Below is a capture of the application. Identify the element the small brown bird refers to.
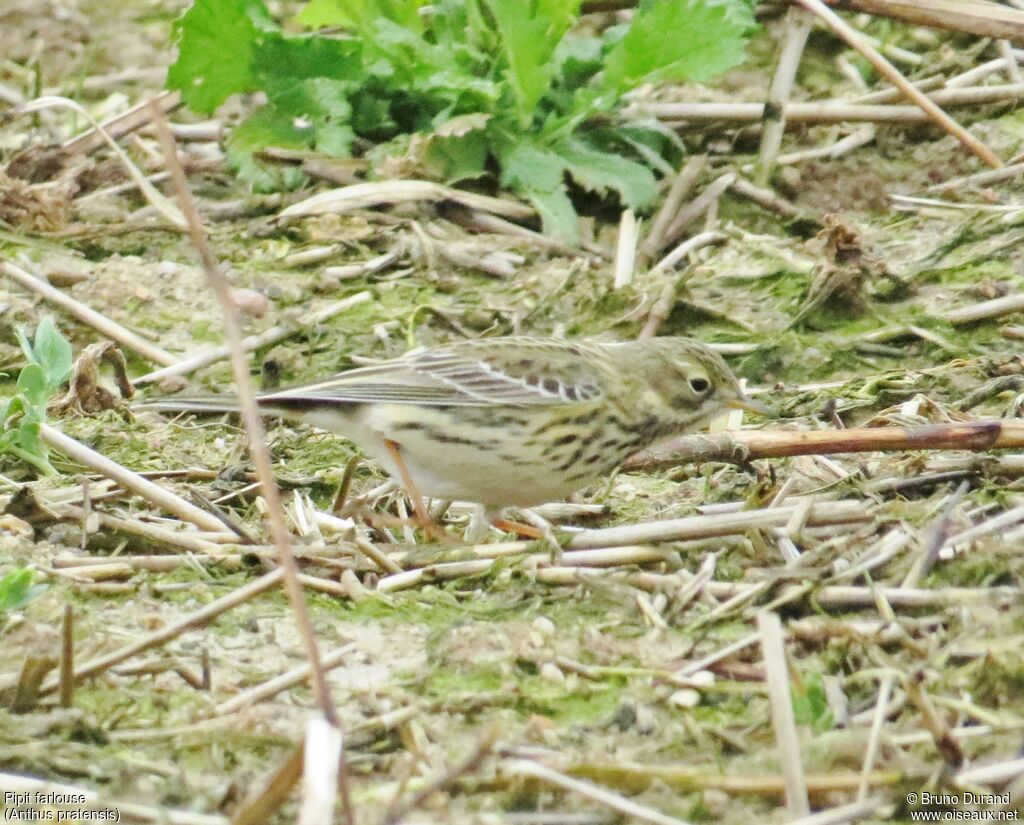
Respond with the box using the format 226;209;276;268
140;336;768;520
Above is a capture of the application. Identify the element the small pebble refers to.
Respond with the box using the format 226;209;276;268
531;616;555;638
687;670;716;688
539;662;565;684
668;688;701;709
231;288;269;318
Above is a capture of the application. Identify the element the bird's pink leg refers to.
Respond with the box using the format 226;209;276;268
382;438;448;542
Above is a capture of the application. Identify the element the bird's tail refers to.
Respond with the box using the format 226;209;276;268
133;395;243;416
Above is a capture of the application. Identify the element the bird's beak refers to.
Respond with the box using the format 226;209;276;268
725;393;777;417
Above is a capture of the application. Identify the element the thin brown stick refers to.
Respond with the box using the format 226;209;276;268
625;419;1024;469
791;0;1002;167
1;260;179;366
231;744;304;825
150;106;351;825
59;604;74;708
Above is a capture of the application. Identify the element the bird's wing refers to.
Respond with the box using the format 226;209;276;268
262;341;606;408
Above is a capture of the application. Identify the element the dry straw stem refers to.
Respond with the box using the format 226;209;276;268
758;612;810;816
828;0;1024;41
563;761;904;796
506;759;692;825
613;209;638;289
278;180;534;222
1;259;178;366
39;424;230;534
0;772;227;825
947;291;1024;325
215;643;357;716
150;106;351;821
955;756;1024;787
625;419;1024;470
660;172;736;251
784;797;888;825
134;290;372;385
299;716;344;825
791;0;1002;166
641;84;1024;125
639;154;707;263
759;8;814;185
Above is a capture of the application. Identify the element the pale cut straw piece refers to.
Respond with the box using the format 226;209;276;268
279;180;534;222
215;643;357;716
784;797;888;825
650;230;726;275
2;260;178;366
954;757;1024;787
0;773;227;825
758;612;810;818
133;290;372;385
39;424;229;534
857;675;895;802
13;96;186;227
298;716;344;825
613;209;638;289
790;0;1002;168
506;759;693;825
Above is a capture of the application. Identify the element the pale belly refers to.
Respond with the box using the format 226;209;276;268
291;401;624;508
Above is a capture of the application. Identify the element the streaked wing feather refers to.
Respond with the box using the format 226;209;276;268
261;343;605;408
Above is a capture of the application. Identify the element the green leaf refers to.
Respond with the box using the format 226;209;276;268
167;0;277;114
792;671;836;734
297;0;426;33
226;106;315;191
16;421;44;458
31;318;73;390
498;140;566;194
525;184;578;245
602;0;754;96
557;138;658;209
485;0;582;126
0;568;47;613
17;364;48;413
424;115;490;183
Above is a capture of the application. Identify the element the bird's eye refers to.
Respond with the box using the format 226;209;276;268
689;377;711;394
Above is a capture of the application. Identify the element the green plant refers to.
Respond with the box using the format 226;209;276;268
168;0;755;243
0;567;47;612
792;670;836;734
0;318;73;476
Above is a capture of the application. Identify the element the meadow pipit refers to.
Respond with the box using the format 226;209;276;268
142;336;768;527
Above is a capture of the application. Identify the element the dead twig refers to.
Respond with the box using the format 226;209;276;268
151;105;352;825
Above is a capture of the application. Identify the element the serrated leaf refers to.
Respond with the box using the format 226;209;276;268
424;130;489;184
31;318;73;390
167;0;276;114
525;184;578;245
498;141;566;194
485;0;581;126
557;138;657;208
297;0;426;33
602;0;753;95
